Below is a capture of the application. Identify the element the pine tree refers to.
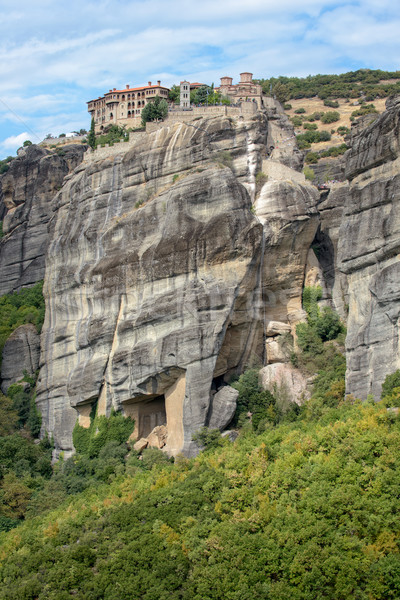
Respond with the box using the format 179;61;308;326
88;118;96;149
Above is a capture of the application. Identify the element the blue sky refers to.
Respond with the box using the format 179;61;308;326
0;0;399;158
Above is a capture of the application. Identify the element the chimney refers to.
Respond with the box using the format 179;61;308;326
113;88;116;91
148;81;152;86
126;85;129;89
109;90;112;93
157;80;161;86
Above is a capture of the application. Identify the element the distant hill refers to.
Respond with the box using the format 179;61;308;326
255;69;400;103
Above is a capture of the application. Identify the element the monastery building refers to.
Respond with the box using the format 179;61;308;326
87;81;170;131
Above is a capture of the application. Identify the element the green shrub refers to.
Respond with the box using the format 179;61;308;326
303;122;318;130
192;427;224;451
321;111;340;124
351;103;378;117
283;103;292;110
296;130;331;147
303;166;315;181
141;447;172;469
232;369;277;429
305;152;319;164
323;99;339;108
290;116;303;127
315;306;344;341
381;370;400;399
72;408;134;459
294;107;306;114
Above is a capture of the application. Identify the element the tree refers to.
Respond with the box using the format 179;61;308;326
141;96;168;125
23;140;32;147
168;84;180;104
88;118;96;150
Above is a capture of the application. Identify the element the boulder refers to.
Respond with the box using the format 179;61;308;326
146;425;168;449
133;438;148;452
207;386;239;430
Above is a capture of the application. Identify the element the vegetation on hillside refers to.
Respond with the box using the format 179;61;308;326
255;69;400;102
1;396;400;598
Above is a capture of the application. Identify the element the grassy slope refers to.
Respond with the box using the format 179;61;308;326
285;97;387;152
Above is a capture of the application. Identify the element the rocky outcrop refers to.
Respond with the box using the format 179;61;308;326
260;362;311;406
36;117;266;456
338;96;400;399
311;157;346;185
1;323;40;393
34;110;319;456
0;144;86;295
255;169;319;330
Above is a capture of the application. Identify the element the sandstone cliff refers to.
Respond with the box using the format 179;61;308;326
0;144;86;295
338;96;400;399
3;96;400;456
32;108;317;456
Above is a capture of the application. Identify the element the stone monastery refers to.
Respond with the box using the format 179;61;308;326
87;80;170;131
87;73;264;131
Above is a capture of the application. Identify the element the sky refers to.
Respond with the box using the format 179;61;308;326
0;0;399;158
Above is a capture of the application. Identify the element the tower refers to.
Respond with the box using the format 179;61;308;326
180;81;190;109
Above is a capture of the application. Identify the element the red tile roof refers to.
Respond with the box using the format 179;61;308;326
87;84;169;104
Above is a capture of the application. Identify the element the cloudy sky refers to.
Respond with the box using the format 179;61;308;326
0;0;399;157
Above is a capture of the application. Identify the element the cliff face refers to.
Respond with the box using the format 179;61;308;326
32;109;317;456
337;97;400;399
3;97;400;455
0;144;86;295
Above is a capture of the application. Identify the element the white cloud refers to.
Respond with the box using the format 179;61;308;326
0;132;31;152
1;0;400;157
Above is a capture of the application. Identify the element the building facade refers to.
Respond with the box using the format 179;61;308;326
216;72;263;107
180;81;190;109
87;81;170;131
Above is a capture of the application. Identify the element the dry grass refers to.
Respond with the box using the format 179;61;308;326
285;97;387;151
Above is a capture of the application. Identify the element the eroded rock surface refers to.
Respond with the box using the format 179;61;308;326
338;96;400;399
0;144;86;295
1;323;40;393
35;111;319;456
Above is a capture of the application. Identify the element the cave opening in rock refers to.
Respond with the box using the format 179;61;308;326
311;225;335;292
137;395;166;439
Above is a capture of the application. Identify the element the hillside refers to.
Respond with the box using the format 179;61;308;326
0;397;399;599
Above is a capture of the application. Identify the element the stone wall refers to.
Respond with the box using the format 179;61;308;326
83;132;147;162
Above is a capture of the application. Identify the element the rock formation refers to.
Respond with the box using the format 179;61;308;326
1;323;40;393
0;144;86;295
338;96;400;399
2;96;400;455
31;106;318;456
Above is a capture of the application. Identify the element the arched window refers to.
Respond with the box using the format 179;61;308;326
128;111;131;116
132;101;135;108
122;95;125;100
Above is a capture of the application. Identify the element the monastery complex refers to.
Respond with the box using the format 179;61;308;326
87;73;264;132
